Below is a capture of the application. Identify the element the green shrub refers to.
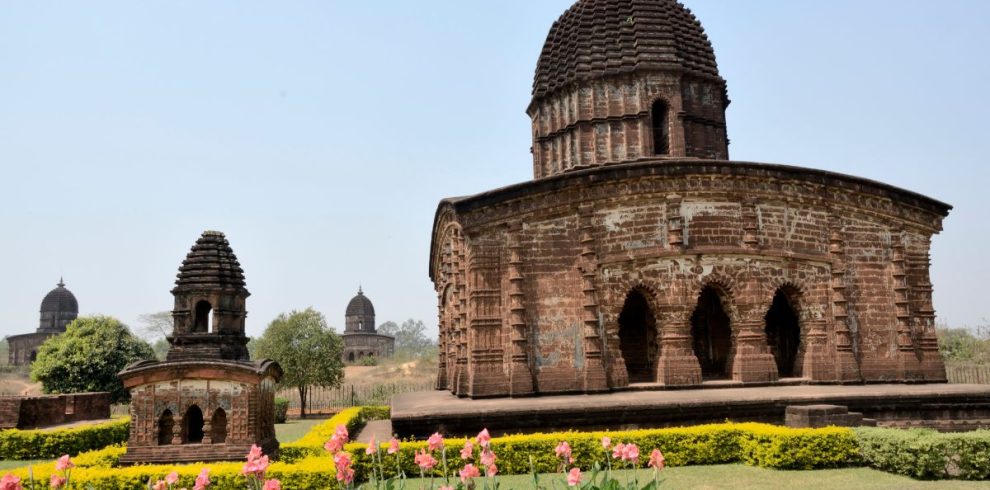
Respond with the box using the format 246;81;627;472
280;406;388;463
0;417;129;460
738;423;861;469
274;397;290;424
856;427;990;480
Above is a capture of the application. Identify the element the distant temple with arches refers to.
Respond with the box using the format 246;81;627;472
428;0;950;398
7;279;78;366
342;287;394;363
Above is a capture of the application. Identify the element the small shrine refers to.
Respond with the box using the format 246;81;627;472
119;231;282;464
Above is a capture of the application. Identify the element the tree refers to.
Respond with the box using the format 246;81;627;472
378;319;438;360
30;315;156;403
254;308;344;418
136;311;173;340
378;321;399;338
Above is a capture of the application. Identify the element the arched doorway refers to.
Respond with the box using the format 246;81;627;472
194;301;212;333
210;408;227;444
690;287;732;379
157;409;174;445
765;288;801;377
618;290;658;383
348;352;355;363
183;405;204;444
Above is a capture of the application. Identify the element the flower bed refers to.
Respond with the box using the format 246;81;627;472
0;417;130;460
5;406;990;488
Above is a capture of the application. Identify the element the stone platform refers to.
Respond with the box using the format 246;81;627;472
392;384;990;438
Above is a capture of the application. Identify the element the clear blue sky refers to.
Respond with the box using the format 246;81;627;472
1;1;988;341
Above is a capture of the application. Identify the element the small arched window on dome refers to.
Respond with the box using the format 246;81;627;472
210;408;227;444
651;99;670;155
194;300;212;333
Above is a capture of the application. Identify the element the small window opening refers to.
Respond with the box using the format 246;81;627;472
183;405;204;444
194;300;212;333
210;408;227;444
652;100;670;155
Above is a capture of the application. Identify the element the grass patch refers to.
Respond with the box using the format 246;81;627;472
400;465;990;489
275;418;324;443
0;460;44;471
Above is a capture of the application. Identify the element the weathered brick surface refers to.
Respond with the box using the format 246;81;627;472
0;393;110;429
429;162;950;398
427;0;952;399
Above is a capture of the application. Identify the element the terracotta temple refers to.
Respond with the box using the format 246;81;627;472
342;287;395;363
118;231;282;464
6;279;78;366
429;0;951;398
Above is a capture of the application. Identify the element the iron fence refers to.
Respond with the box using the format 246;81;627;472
946;364;990;384
277;382;434;414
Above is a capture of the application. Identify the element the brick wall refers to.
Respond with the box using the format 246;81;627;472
0;392;110;429
430;160;949;398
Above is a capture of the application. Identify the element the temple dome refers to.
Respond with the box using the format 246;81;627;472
346;288;375;317
173;231;247;292
532;0;721;99
40;279;78;314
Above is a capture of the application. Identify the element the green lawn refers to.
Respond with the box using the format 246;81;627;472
0;460;43;471
398;465;989;489
274;417;323;443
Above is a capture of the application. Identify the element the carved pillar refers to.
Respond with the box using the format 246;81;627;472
171;416;183;445
891;231;922;380
655;305;702;386
202;412;213;445
435;280;448;390
828;220;862;382
578;207;610;392
913;276;947;382
466;240;508;398
506;225;535;396
454;236;470;396
729;303;778;383
798;318;834;381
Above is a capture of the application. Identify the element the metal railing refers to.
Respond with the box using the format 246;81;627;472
946;364;990;385
277;382;434;414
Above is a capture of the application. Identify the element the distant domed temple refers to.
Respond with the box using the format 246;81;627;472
342;288;394;362
7;279;79;365
429;0;950;398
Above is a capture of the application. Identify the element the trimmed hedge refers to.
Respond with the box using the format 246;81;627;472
342;421;861;479
856;427;990;480
0;417;130;460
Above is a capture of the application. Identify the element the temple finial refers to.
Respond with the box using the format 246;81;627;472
58;276;65;288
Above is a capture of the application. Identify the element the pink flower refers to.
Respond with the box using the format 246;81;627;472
567;467;582;486
193;468;211;490
262;479;281;490
324;435;345;454
439;487;454;490
334;452;355;483
54;455;74;472
486;464;498;476
428;432;445;451
555;441;573;463
476;428;491;447
459;463;481;483
166;472;180;485
387;437;400;454
622;443;640;463
366;435;377;456
414;449;437;470
336;467;355;485
335;424;349;442
0;473;19;490
247;444;264;462
612;442;626;459
649;448;665;470
50;474;67;489
460;439;474;460
601;435;611;450
480;447;497;467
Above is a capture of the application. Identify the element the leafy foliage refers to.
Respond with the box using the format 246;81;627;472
254;308;344;417
856;427;990;480
274;397;290;424
30;315;155;403
938;325;990;364
378;318;438;359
